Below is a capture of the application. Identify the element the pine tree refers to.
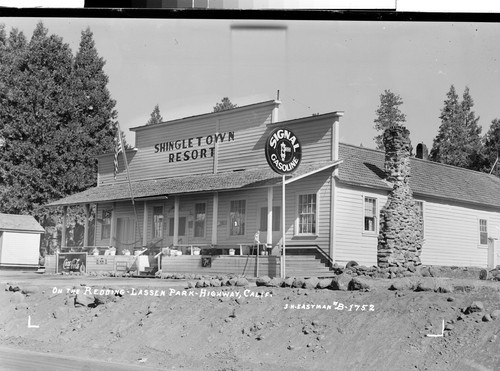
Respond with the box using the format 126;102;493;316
213;97;237;112
461;87;483;170
0;23;118;225
70;27;119;189
373;90;407;150
0;22;75;215
146;104;163;125
430;85;483;169
483;118;500;177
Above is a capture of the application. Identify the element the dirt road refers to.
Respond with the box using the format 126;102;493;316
1;271;500;370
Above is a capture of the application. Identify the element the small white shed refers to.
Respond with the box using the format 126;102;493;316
0;213;45;269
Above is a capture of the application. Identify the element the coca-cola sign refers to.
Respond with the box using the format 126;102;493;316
57;253;87;273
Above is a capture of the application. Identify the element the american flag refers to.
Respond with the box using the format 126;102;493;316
114;130;123;179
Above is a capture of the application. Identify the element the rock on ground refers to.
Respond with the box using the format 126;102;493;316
329;273;351;291
348;277;371;292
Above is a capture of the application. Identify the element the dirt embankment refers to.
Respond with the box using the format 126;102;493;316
1;273;500;371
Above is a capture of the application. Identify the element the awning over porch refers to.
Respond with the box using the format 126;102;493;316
46;160;342;207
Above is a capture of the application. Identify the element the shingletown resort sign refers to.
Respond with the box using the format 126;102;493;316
265;128;302;175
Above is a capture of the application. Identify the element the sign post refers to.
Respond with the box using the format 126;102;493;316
282;174;286;278
265;128;302;279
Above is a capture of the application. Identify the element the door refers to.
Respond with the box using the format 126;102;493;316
116;217;137;254
168;215;187;245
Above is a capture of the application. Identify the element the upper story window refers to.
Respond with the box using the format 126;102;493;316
153;206;164;239
364;197;377;233
230;200;246;236
194;203;206;238
297;194;317;235
479;219;488;245
101;209;112;240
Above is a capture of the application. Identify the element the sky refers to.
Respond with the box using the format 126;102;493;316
1;14;500;150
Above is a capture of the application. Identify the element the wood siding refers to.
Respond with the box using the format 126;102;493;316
286;171;332;254
281;117;335;163
0;232;40;266
334;183;500;268
99;105;275;185
161;255;280;277
98;106;340;186
417;196;500;267
334;184;387;267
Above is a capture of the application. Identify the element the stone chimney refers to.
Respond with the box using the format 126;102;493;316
416;143;428;160
377;125;423;269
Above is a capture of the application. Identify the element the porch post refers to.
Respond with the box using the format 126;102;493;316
211;192;218;245
83;204;90;247
61;205;67;249
173;197;179;246
142;201;148;247
332;115;340;175
330;175;336;262
266;187;273;247
110;202;116;247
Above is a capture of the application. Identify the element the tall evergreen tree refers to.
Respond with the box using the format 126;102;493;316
483;118;500;177
213;97;237;112
0;23;118;229
430;85;482;169
70;27;119;189
461;87;483;170
373;90;407;150
146;104;163;125
0;22;75;216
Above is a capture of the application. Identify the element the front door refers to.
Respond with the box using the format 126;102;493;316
116;217;137;254
168;214;187;246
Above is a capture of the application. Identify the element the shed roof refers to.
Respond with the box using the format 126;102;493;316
46;161;341;207
0;214;45;233
338;143;500;209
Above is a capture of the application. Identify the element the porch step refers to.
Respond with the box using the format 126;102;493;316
283;252;335;278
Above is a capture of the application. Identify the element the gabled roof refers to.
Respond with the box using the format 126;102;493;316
338;143;500;209
130;100;279;132
46;161;341;207
0;214;45;233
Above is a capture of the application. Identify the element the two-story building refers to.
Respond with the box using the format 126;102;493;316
45;99;500;277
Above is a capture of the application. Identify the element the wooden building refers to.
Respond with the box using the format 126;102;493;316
0;213;45;270
45;100;500;277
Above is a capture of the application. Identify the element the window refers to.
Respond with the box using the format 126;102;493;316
260;206;280;232
101;209;112;239
229;200;246;236
297;194;317;235
364;197;377;232
168;217;186;237
479;219;488;245
153;206;164;239
194;203;206;238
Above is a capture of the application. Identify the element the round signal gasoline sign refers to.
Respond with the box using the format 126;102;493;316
265;127;302;175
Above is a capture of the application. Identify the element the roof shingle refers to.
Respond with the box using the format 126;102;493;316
46;161;338;207
0;213;45;233
338;143;500;209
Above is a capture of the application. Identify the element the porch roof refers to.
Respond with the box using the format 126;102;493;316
46;160;341;207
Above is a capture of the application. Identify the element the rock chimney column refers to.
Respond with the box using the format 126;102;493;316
377;125;423;268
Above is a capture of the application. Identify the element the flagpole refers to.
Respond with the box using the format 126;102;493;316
116;123;143;246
